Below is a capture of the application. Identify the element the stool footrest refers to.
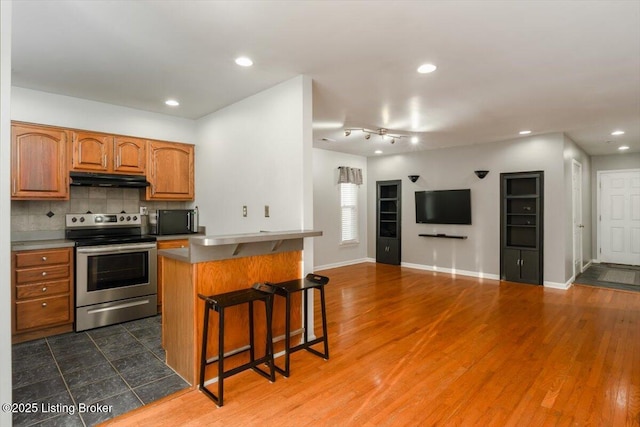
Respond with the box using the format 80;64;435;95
205;344;251;364
218;355;273;379
289;336;327;356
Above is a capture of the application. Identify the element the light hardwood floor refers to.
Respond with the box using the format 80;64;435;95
103;263;640;426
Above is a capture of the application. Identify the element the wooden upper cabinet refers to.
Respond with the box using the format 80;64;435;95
70;131;112;172
70;132;146;175
11;124;69;200
145;140;194;200
114;136;146;174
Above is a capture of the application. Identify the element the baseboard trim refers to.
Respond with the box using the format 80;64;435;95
544;279;573;290
400;262;501;281
314;258;371;271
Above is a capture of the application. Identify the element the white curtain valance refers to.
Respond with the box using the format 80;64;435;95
338;166;363;185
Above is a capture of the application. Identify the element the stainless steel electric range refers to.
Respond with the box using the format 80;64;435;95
65;213;157;332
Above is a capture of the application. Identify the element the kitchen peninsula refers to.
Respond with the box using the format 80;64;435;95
159;230;322;386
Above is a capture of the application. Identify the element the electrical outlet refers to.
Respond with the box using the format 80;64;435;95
265;205;270;217
243;205;247;217
139;206;148;215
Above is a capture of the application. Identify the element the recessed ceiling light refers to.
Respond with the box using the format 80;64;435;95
374;150;383;154
611;130;625;136
417;63;437;74
411;136;419;144
165;99;179;106
235;57;253;67
618;145;630;151
519;130;532;135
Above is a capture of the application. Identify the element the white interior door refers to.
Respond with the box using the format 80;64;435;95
572;160;583;277
598;169;640;266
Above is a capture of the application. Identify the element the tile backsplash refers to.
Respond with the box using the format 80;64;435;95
11;187;188;239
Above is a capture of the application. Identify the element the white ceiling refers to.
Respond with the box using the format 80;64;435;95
11;0;640;157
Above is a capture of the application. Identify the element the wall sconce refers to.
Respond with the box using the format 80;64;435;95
408;175;420;183
474;170;489;179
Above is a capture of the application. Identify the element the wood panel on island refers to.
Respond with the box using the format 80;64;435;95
159;230;322;387
12;247;75;343
157;239;190;314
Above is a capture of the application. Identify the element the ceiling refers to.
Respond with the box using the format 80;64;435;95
11;0;640;157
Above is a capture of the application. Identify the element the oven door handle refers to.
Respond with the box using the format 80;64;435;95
76;243;157;254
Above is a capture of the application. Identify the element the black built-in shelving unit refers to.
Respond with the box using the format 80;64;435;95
500;171;544;285
376;180;401;265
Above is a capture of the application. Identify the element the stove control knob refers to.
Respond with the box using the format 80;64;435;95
133;215;138;221
126;216;131;221
120;216;125;221
79;217;85;223
71;217;77;223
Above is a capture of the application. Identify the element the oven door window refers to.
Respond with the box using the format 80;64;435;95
87;252;149;291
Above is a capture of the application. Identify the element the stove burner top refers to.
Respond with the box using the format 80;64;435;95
65;213;156;247
71;235;157;247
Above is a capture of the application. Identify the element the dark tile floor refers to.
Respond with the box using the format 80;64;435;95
575;263;640;292
12;315;189;426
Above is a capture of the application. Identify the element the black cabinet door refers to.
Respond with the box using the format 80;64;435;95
520;250;540;284
503;248;521;282
377;238;400;265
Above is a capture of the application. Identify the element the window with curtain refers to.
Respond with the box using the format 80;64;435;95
340;183;358;244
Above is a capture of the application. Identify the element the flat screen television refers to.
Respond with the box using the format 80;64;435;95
415;189;472;225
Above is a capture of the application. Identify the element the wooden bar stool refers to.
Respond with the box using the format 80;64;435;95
266;273;329;377
197;283;276;407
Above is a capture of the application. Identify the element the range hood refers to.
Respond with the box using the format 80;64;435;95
70;172;150;188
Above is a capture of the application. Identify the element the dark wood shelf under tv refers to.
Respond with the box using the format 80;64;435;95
419;233;468;239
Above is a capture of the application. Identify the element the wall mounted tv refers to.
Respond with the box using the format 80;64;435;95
415;189;472;225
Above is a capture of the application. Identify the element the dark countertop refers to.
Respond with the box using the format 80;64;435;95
11;239;76;251
12;233;205;251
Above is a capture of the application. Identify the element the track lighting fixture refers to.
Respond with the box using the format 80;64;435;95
343;128;408;144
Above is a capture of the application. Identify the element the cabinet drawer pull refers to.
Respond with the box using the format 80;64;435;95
42;271;47;276
42;302;47;308
42;256;47;261
42;287;47;292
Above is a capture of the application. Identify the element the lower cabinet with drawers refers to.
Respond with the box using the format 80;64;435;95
12;247;75;343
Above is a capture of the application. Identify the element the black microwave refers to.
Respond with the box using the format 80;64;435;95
149;209;198;235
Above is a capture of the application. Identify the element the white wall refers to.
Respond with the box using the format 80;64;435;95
367;133;568;286
1;1;13;424
313;148;368;269
194;76;312;235
11;87;196;143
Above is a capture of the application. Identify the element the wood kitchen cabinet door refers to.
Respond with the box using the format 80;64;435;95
114;136;146;174
71;132;146;175
70;131;113;172
11;123;69;200
145;140;194;200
